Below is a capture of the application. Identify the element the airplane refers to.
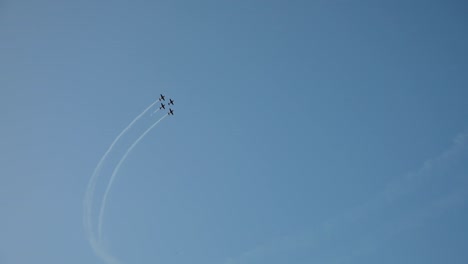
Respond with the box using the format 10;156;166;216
168;99;174;105
159;94;165;101
168;108;174;115
159;103;165;110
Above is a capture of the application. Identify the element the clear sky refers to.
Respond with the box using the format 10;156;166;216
1;0;468;263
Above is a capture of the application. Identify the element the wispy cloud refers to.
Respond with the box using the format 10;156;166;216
224;132;468;264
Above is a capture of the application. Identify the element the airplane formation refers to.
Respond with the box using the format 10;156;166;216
158;94;175;115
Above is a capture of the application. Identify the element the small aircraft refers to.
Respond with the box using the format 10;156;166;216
168;99;174;105
159;103;166;110
168;108;174;115
159;94;165;101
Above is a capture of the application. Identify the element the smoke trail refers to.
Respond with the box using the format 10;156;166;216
151;108;160;116
83;99;160;261
92;239;122;264
97;114;168;242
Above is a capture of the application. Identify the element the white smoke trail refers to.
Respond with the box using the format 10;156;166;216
83;99;160;262
151;107;160;116
97;114;168;242
92;239;122;264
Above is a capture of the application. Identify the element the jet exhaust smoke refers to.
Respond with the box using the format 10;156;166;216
97;114;168;242
151;108;160;116
83;98;161;263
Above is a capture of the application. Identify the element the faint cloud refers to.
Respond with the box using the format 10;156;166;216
223;131;468;264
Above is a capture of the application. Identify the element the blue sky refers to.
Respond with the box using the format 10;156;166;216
1;0;468;263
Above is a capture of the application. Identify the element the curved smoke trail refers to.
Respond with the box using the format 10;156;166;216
97;114;168;243
83;99;160;262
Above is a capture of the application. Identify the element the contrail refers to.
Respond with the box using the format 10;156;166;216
151;108;160;116
83;99;160;262
97;114;168;242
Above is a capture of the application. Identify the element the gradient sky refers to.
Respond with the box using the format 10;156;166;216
1;1;468;263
